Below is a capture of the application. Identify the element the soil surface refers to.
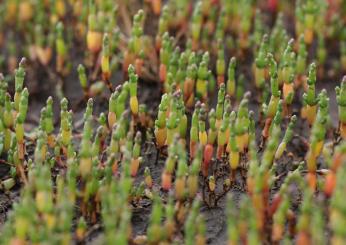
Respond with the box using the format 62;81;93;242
0;1;344;244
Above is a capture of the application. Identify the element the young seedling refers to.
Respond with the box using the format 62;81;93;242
301;63;318;126
336;76;346;139
254;34;269;89
216;40;225;85
155;5;169;50
147;195;164;243
159;33;173;83
196;52;210;102
190;101;201;159
154;93;169;149
128;65;139;116
262;54;280;139
14;58;25;113
190;2;202;50
175;145;188;201
56;22;67;74
101;33;113;91
305;90;329;190
166;92;181;145
234;93;251;153
275;115;297;160
296;34;308;88
229;111;239;181
189;145;202;197
87;4;103;54
278;39;295;86
226;57;236;97
302;0;319;45
161;137;177;191
203;109;216;176
126;10;144;75
130;131;142;177
215;83;225;129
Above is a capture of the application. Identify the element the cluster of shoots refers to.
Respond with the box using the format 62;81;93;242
0;0;345;244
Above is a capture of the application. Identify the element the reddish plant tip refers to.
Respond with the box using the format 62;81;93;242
268;0;278;12
0;1;345;244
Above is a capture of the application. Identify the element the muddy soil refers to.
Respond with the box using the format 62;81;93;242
0;2;344;245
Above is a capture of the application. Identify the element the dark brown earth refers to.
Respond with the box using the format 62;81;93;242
0;1;344;245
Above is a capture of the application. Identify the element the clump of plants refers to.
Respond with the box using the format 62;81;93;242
0;0;345;244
